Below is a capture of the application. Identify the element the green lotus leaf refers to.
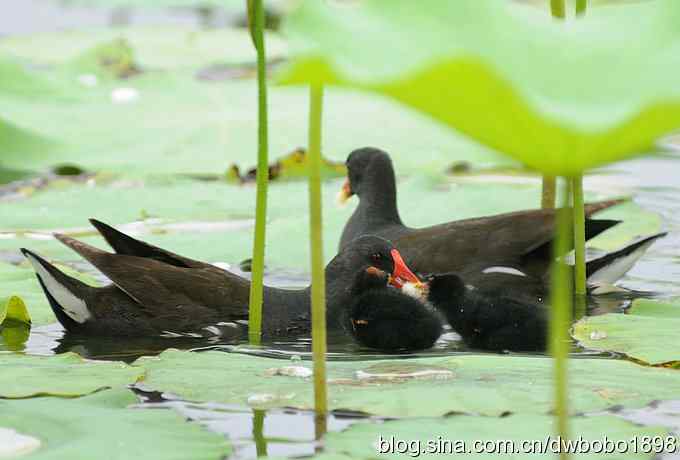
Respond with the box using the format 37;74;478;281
0;263;53;327
0;389;231;460
572;299;680;365
0;295;31;326
0;27;503;176
39;0;286;12
0;352;144;398
135;350;680;417
0;296;32;351
280;0;680;175
0;27;288;72
320;414;667;460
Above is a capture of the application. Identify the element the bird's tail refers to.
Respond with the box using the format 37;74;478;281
21;248;94;331
586;232;667;294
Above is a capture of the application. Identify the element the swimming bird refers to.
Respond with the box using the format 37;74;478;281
337;147;665;293
348;267;442;351
21;221;421;338
426;273;547;352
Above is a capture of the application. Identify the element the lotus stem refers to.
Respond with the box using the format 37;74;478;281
550;180;573;459
572;175;587;297
576;0;587;16
247;0;269;344
308;84;328;424
550;0;566;19
541;176;556;209
252;409;268;457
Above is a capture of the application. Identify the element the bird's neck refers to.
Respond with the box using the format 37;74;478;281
355;178;403;227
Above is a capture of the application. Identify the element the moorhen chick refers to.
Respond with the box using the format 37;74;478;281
426;273;547;352
348;267;442;351
21;220;422;338
337;147;665;292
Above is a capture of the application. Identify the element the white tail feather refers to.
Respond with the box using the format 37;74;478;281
587;239;657;290
25;253;92;323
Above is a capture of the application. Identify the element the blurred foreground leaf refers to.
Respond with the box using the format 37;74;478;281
281;0;680;175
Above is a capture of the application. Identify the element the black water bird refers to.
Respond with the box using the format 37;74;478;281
348;267;442;351
337;147;665;293
427;273;548;352
22;220;421;338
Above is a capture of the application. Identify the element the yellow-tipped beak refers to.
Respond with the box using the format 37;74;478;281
336;178;352;206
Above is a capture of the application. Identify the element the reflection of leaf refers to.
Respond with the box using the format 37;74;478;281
0;353;144;398
135;350;680;416
0;389;231;460
281;0;680;175
0;321;30;352
0;295;31;326
572;299;680;365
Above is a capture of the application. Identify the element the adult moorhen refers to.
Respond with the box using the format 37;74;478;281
21;220;422;338
348;267;442;351
337;147;664;292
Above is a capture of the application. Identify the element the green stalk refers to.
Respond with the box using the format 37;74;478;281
247;0;269;344
252;409;268;457
550;0;566;18
543;0;565;210
541;176;556;209
550;180;573;459
572;176;586;296
308;84;328;425
576;0;587;16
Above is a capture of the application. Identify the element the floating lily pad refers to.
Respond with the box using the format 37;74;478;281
0;26;500;176
281;0;680;175
572;299;680;365
0;388;231;460
0;27;288;73
0;352;144;398
0;56;58;97
321;414;667;460
135;350;680;417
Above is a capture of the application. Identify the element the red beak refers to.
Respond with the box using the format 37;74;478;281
388;249;421;288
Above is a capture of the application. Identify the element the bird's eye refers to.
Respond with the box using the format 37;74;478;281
370;253;382;262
